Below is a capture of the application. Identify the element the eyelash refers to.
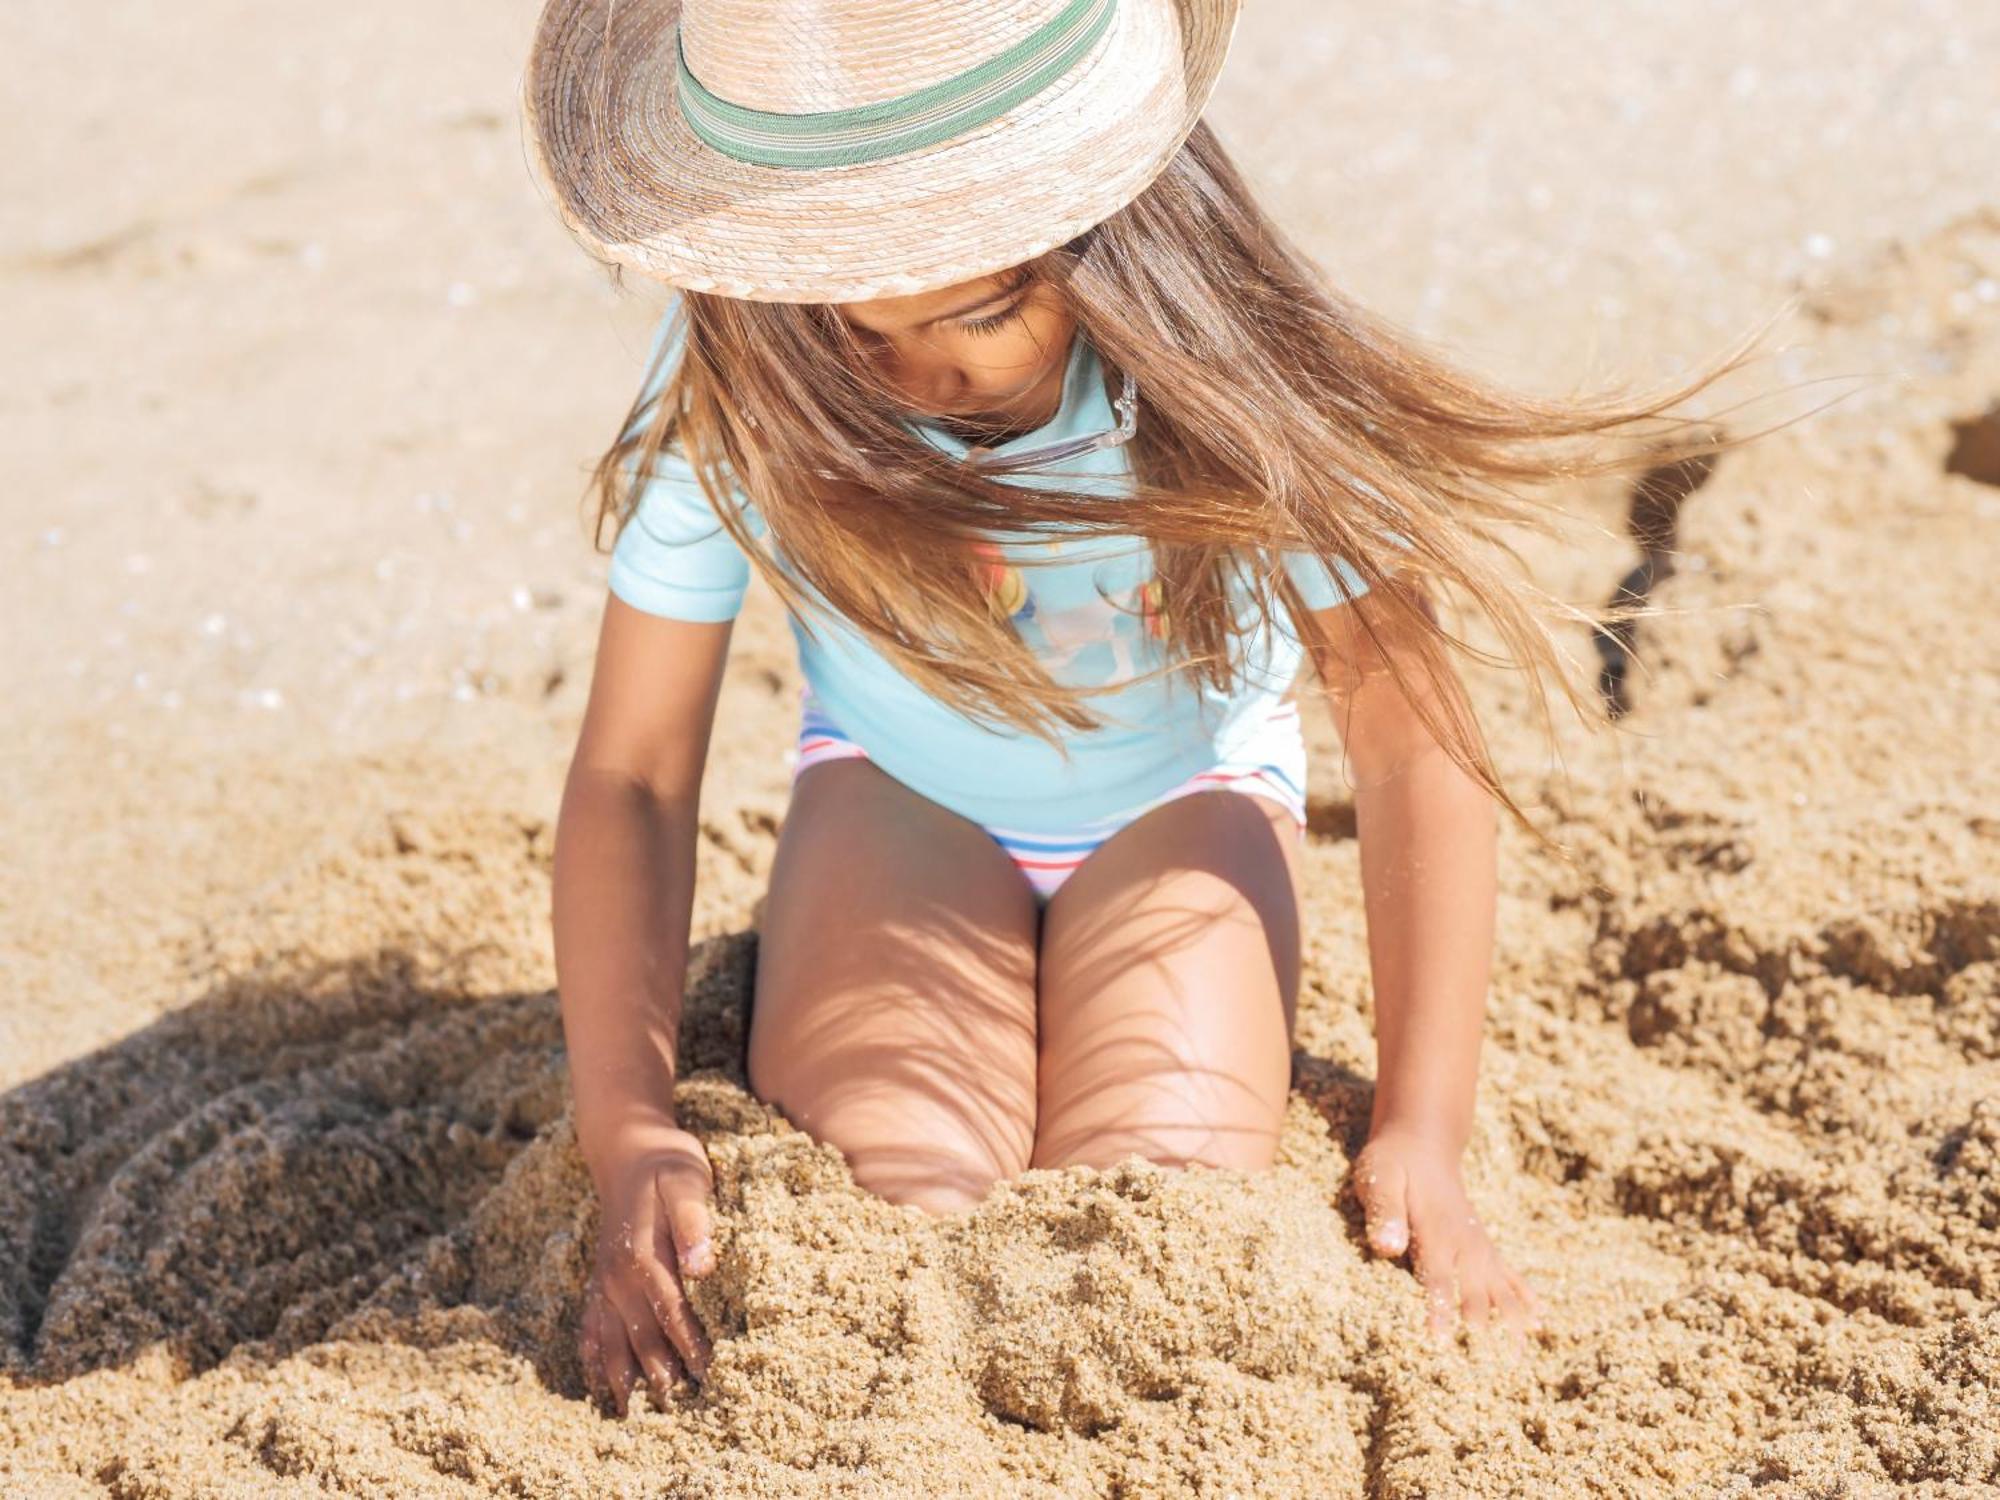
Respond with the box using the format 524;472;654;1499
960;300;1024;337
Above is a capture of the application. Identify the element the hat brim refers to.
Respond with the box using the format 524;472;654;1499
521;0;1242;303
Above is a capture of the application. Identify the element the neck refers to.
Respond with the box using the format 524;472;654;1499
936;408;1046;446
930;350;1070;445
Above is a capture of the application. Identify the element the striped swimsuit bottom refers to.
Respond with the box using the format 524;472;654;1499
787;686;1308;905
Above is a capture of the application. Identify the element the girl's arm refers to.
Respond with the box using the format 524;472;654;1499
552;595;733;1413
1302;590;1545;1345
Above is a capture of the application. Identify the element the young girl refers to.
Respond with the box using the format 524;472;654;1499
525;0;1757;1417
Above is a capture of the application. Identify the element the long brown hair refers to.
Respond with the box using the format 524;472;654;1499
584;121;1814;850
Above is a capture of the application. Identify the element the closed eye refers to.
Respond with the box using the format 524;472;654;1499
959;298;1025;337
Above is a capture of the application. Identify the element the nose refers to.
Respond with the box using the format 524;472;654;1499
883;352;962;413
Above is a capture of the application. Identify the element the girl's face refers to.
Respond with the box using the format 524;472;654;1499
834;268;1076;441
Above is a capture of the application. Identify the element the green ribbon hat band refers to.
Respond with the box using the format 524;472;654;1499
677;0;1119;170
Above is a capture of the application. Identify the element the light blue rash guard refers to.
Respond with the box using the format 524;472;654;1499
607;295;1372;833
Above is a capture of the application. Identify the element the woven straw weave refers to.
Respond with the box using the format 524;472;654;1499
520;0;1242;302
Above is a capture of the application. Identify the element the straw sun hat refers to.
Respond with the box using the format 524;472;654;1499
521;0;1244;303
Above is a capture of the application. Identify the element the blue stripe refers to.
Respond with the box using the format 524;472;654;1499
1240;763;1303;798
989;831;1111;852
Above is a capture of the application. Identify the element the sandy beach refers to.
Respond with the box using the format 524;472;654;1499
4;1;1998;1494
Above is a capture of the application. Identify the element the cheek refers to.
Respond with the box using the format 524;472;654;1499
976;338;1043;386
965;320;1069;390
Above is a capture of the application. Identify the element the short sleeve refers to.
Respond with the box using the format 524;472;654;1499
1280;523;1416;614
1282;549;1372;612
605;298;756;624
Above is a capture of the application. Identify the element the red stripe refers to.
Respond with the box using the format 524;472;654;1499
1008;855;1090;870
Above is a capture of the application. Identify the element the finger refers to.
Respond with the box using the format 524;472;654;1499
1354;1154;1411;1257
640;1339;688;1409
1510;1269;1547;1330
616;1276;687;1410
615;1176;713;1381
660;1152;716;1280
1459;1257;1496;1331
600;1317;643;1419
1423;1280;1456;1344
584;1292;634;1414
664;1183;717;1280
1488;1268;1533;1340
611;1185;711;1383
1411;1240;1458;1345
604;1277;679;1409
579;1295;613;1412
644;1212;716;1380
638;1236;697;1402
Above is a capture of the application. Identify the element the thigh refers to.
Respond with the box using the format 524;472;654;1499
1031;789;1304;1174
749;757;1042;1213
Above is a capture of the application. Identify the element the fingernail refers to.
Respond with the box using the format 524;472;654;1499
1372;1218;1408;1253
683;1237;715;1275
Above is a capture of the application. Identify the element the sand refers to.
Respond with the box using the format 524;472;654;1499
4;1;1999;1495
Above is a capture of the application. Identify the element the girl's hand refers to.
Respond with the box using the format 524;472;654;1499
580;1124;718;1417
1350;1123;1545;1346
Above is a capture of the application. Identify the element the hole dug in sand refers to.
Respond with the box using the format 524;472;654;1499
1593;439;1724;718
1944;401;2000;487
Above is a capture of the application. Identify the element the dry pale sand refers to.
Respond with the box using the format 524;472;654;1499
4;1;1999;1495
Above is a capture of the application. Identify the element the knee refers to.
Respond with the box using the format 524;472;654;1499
1032;1065;1286;1176
1037;1126;1281;1177
847;1148;1008;1214
747;1051;1028;1215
